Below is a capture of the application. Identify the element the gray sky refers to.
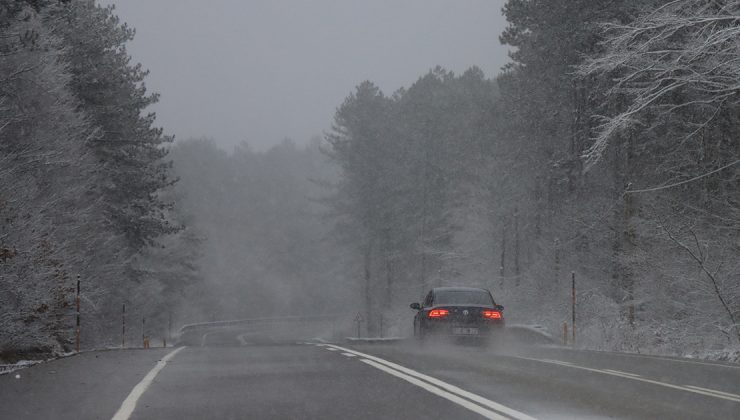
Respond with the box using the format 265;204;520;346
101;0;510;150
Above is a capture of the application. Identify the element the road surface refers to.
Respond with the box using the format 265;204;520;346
1;333;739;419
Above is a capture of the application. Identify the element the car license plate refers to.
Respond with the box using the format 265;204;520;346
452;327;478;335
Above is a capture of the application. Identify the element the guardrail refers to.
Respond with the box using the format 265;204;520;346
177;314;345;335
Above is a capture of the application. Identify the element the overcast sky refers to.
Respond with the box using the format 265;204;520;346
100;0;510;150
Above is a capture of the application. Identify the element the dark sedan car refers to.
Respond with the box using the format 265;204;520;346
410;287;504;343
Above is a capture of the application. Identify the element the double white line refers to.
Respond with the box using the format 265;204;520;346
324;344;536;420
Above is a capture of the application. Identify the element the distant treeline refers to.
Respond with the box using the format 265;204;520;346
326;0;740;352
169;138;347;321
0;1;197;357
2;0;738;358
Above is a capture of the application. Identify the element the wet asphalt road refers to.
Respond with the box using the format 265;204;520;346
1;334;739;419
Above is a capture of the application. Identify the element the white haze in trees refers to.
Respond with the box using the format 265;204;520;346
2;0;738;364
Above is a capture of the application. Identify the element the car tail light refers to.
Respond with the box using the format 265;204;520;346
428;309;449;318
482;310;502;319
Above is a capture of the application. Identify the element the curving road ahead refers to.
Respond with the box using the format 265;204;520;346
1;333;739;419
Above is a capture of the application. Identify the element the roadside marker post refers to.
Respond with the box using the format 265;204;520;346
122;304;126;348
354;312;364;339
75;275;81;353
571;272;576;346
562;321;568;345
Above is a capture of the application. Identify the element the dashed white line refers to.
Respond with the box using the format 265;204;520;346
111;347;185;420
236;333;252;346
341;352;357;357
603;369;641;377
325;347;338;351
684;385;740;400
586;351;740;370
329;344;536;420
518;357;740;403
540;358;573;365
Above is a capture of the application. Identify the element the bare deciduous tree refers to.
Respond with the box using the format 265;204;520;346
579;0;740;167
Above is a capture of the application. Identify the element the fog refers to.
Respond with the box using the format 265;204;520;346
99;0;510;150
2;1;739;418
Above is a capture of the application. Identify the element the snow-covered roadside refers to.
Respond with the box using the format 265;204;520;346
345;337;404;343
0;349;82;375
509;323;740;365
685;348;740;364
0;359;48;376
0;346;161;376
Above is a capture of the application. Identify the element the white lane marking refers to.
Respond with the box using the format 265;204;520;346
328;345;535;420
540;358;573;365
582;350;740;370
325;347;338;351
200;332;212;347
341;352;357;357
236;334;251;346
685;385;740;400
360;359;509;420
111;347;185;420
518;357;740;403
603;369;641;377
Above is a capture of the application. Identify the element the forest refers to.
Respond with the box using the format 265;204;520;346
1;0;738;360
325;0;740;354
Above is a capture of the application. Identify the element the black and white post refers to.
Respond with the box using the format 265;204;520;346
75;275;80;353
122;303;126;348
571;271;576;346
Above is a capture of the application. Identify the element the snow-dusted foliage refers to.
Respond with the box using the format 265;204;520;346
0;3;99;356
575;0;740;346
1;1;197;359
324;0;739;355
324;68;497;335
578;0;740;167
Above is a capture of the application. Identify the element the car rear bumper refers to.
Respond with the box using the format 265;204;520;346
422;320;504;338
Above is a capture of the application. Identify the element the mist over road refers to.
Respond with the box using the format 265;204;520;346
1;334;738;419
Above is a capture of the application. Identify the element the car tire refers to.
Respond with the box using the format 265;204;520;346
414;322;423;340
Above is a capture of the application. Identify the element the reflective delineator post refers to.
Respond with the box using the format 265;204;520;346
75;275;80;353
563;321;568;345
354;312;364;339
142;317;145;348
121;304;126;348
571;271;576;346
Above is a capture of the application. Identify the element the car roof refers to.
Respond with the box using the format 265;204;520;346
432;287;490;293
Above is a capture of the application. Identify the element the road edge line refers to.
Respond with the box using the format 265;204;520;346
111;346;186;420
516;356;740;403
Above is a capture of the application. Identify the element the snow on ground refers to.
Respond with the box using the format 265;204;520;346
0;360;45;375
345;337;405;343
685;348;740;364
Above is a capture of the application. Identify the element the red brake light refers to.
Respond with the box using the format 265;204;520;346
482;310;502;319
428;309;449;318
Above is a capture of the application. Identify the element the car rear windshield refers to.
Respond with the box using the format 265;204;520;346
434;290;493;306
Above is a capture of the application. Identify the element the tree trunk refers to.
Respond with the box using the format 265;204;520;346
499;220;506;288
363;241;374;336
514;207;521;285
